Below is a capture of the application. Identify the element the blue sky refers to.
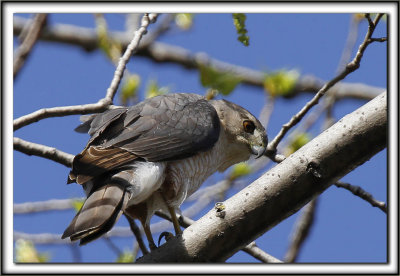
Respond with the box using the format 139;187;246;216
12;12;387;264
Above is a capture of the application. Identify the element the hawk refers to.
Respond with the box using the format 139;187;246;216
62;93;267;250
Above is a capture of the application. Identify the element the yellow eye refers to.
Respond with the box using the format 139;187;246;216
243;120;255;134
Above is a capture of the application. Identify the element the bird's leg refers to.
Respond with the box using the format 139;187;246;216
158;191;182;235
167;204;182;235
142;223;157;251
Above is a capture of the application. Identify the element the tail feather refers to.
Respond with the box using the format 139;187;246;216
62;183;129;245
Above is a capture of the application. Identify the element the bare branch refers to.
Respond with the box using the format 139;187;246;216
13;137;74;168
104;13;158;101
243;242;283;263
335;181;387;213
267;13;385;154
155;211;282;263
13;102;110;131
284;199;318;262
137;92;386;262
13;198;78;214
13;16;385;102
13;13;158;131
13;13;47;79
103;237;122;256
125;215;150;255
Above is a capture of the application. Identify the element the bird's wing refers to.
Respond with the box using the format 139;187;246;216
69;93;221;184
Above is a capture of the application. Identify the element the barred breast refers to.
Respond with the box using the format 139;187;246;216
161;130;229;207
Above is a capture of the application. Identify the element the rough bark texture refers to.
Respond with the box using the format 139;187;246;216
137;92;387;263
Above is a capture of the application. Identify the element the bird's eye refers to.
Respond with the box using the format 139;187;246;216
243;120;255;134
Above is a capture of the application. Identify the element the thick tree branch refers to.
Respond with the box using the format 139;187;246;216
13;137;74;168
13;13;47;79
13;14;157;131
137;92;386;262
267;13;385;154
335;181;387;213
155;211;282;263
13;16;385;101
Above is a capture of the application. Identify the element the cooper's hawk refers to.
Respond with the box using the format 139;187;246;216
62;93;267;250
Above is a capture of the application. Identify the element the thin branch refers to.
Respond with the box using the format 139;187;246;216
284;198;318;263
140;13;175;48
266;13;385;154
13;198;78;213
13;13;157;131
125;215;149;255
104;13;158;101
13;137;74;168
243;242;283;263
13;102;110;131
69;243;82;262
369;37;387;43
103;237;122;256
13;16;385;102
13;13;47;79
335;181;387;213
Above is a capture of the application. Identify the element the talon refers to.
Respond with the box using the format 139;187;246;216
158;231;174;246
148;240;157;251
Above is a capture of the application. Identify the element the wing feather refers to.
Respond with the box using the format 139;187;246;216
69;93;220;183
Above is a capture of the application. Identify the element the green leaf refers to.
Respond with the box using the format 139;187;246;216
116;250;134;263
229;162;252;180
287;132;311;155
15;239;50;263
120;74;140;105
263;69;299;97
199;65;241;95
95;15;122;63
145;79;169;99
71;199;84;213
175;13;194;30
232;13;250;46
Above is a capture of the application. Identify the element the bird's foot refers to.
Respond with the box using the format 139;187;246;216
158;231;175;246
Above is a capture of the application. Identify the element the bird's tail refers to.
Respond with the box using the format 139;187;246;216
62;182;129;245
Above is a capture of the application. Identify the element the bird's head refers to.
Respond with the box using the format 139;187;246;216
210;99;268;170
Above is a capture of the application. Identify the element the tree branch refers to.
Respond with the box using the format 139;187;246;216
13;16;385;101
155;211;282;263
335;181;387;213
267;13;385;154
243;242;283;263
13;137;74;168
137;92;386;262
13;13;47;79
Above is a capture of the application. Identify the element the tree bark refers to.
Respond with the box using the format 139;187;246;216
137;92;387;263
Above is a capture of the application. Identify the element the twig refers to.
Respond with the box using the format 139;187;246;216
125;215;149;255
335;181;387;213
267;13;385;154
13;13;157;131
105;13;157;101
13;198;79;213
13;13;47;79
140;14;175;48
13;137;74;168
103;237;122;256
243;242;283;263
13;16;385;102
284;198;318;263
69;243;82;262
13;102;110;131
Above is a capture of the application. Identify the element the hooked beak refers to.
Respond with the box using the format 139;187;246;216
251;144;266;159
